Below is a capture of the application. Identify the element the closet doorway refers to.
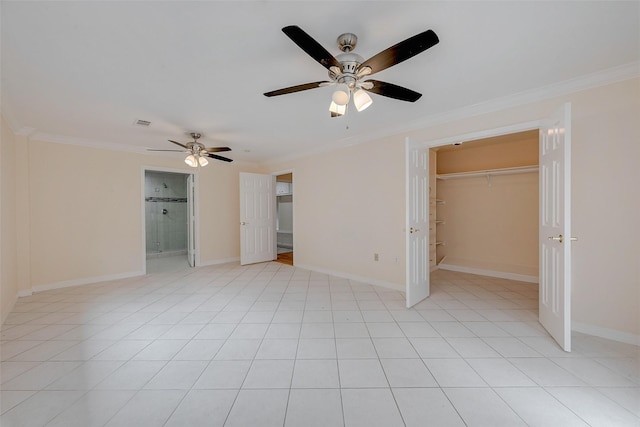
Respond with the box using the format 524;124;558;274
275;172;294;265
144;169;195;274
412;105;573;351
432;129;540;281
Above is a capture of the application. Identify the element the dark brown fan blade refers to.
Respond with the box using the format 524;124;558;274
203;146;231;153
264;81;328;97
147;149;187;152
364;80;422;102
168;139;189;149
204;153;233;162
359;29;439;75
282;26;341;70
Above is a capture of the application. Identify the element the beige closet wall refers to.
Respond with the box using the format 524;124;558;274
436;136;539;278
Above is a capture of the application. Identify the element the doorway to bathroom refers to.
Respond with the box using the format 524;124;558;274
275;172;294;265
144;170;195;273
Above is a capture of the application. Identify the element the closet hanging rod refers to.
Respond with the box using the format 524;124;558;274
436;165;538;180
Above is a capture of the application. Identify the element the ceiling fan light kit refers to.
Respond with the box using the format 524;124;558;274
353;89;373;112
148;132;233;167
329;100;347;117
264;25;439;117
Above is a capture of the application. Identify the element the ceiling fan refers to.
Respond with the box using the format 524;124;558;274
264;25;439;117
148;132;233;167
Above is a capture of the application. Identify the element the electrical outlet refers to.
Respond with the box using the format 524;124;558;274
374;253;379;261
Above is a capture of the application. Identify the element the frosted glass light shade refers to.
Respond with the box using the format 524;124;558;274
329;100;346;116
353;89;373;112
332;89;350;106
184;154;197;167
198;156;209;167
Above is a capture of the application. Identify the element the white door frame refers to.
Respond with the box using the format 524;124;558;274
409;119;572;346
141;166;199;273
187;174;196;267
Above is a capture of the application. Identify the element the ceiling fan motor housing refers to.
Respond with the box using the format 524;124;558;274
330;52;365;90
337;32;358;52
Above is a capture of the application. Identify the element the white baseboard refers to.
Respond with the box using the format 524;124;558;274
438;263;539;284
294;263;404;292
31;270;144;294
573;321;640;346
198;257;240;267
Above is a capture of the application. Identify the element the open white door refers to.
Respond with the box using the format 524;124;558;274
240;172;276;265
187;174;196;267
406;141;430;307
539;103;573;351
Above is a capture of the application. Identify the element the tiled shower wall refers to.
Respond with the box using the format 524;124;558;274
145;171;188;256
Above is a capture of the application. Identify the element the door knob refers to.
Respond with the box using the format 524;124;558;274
410;227;420;234
240;221;247;226
548;234;578;243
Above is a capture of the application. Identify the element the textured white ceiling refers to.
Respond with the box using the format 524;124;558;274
2;1;638;163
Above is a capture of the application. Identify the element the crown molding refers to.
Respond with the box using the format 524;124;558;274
30;131;146;153
4;61;639;166
263;61;640;166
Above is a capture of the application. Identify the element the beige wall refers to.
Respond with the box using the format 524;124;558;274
1;117;18;322
420;79;639;340
11;137;260;294
269;138;406;288
268;78;639;340
1;78;638;342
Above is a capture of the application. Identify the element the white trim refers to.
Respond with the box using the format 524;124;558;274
438;263;539;284
17;290;33;298
272;169;295;263
399;62;639;138
295;263;404;292
31;131;146;153
422;121;543;149
573;321;640;347
5;62;638;166
264;62;640;166
198;257;241;267
30;270;144;294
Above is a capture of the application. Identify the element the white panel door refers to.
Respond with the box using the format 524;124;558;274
240;172;276;265
539;103;573;352
406;141;430;307
187;174;195;267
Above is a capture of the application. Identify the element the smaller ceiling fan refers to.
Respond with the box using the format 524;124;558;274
264;25;439;117
148;132;233;167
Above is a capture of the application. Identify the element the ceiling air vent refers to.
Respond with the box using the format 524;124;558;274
134;119;151;127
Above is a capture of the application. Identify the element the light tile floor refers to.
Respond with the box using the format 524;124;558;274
1;263;639;426
146;255;190;275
